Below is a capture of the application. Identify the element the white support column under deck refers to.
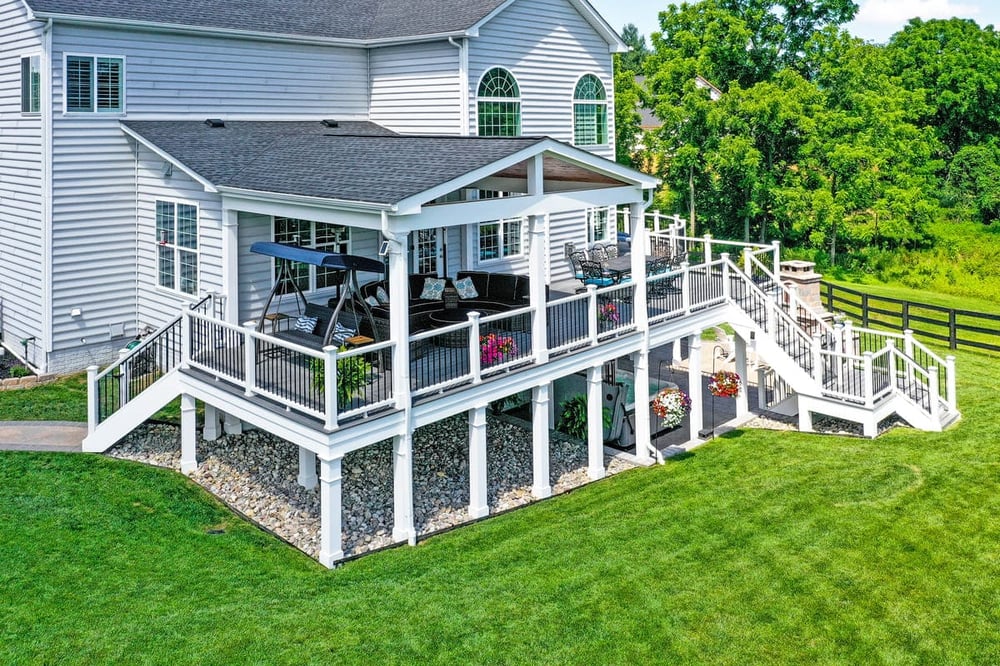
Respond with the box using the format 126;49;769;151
688;333;704;442
734;334;750;420
392;433;416;543
531;384;552;499
468;406;489;519
319;456;345;567
632;348;653;464
203;404;221;442
180;394;198;475
297;447;318;490
587;365;606;480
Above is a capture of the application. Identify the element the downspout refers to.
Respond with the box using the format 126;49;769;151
40;17;53;372
448;37;469;136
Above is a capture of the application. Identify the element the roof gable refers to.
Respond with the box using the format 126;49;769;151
23;0;511;42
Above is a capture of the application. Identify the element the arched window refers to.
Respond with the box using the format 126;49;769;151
477;67;521;137
573;74;608;146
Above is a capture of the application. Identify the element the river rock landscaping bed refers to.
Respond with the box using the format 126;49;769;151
109;415;635;560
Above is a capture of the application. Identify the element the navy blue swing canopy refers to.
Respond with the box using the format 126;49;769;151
250;241;385;347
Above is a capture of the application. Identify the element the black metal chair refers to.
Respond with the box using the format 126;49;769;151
580;260;615;288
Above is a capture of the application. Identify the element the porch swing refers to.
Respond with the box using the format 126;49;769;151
249;242;385;350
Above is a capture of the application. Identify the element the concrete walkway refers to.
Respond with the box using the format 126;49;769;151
0;421;85;452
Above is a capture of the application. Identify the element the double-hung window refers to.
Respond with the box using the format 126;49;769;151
157;201;199;296
587;207;610;245
273;218;350;292
20;56;41;113
478;218;523;262
65;55;124;113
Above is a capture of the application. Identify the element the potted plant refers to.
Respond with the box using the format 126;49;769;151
708;370;741;398
651;387;692;429
480;333;517;367
310;350;372;405
557;394;611;440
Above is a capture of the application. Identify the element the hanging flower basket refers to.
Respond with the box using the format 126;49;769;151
709;370;741;398
651;387;692;429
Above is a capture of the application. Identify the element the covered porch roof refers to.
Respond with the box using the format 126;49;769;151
121;120;659;228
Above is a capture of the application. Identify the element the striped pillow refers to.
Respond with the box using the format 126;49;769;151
294;316;318;334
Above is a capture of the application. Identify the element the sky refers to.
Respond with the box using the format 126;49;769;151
588;0;1000;44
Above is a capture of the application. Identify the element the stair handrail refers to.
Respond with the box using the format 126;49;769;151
888;345;936;414
743;251;836;338
89;293;221;428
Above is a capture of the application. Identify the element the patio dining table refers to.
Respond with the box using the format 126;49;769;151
601;255;659;284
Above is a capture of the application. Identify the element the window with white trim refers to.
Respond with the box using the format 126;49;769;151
573;74;608;146
587;207;610;244
477;67;521;137
20;56;40;114
65;55;123;113
478;218;523;262
273;217;351;292
156;201;199;295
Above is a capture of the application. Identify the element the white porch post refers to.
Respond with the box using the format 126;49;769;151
469;406;489;518
180;394;198;474
632;348;653;464
531;384;552;499
527;156;549;363
319;456;345;567
392;433;416;543
688;333;704;441
734;334;750;420
221;208;240;323
387;230;412;411
202;404;221;442
630;201;649;332
587;365;606;480
297;447;318;490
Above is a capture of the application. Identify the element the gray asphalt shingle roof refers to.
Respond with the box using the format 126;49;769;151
122;120;545;205
23;0;510;41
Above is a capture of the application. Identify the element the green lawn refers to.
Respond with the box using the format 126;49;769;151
2;347;999;663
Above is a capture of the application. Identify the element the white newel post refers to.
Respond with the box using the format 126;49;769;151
946;355;957;411
688;333;704;441
86;365;99;436
319;456;345;567
734;335;749;420
771;240;781;278
297;447;318;490
242;321;257;397
587;365;606;480
721;252;731;300
529;213;549;364
392;433;416;543
468;406;489;518
180;393;198;475
531;384;552;499
704;234;713;263
633;348;654;464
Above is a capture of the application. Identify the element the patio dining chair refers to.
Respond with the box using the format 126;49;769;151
580;260;615;288
605;244;619;260
569;250;588;281
589;244;610;266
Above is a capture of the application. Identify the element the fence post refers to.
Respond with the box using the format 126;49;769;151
324;345;338;431
243;321;256;397
901;301;910;331
949;310;958;350
861;293;870;327
825;282;834;312
945;355;957;410
469;311;483;382
87;365;100;435
863;351;875;408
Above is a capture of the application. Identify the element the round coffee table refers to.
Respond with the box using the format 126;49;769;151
428;308;500;347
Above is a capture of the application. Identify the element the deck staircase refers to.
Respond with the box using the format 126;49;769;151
720;254;958;434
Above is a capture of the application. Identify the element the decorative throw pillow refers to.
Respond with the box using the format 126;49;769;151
294;316;318;334
364;295;380;308
331;322;356;346
375;286;390;305
454;276;479;299
419;277;446;300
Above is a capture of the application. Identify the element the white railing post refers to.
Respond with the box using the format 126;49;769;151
587;285;599;345
242;321;256;397
468;311;482;382
742;247;753;276
771;240;781;278
843;320;855;355
903;329;916;386
863;351;875;408
117;347;130;410
812;333;823;383
324;345;338;431
885;339;897;389
929;368;941;421
181;311;192;367
945;355;957;410
833;323;845;389
653;209;661;233
704;234;713;264
87;365;99;435
680;262;691;313
721;252;731;300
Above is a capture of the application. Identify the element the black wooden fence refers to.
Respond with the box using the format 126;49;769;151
821;281;1000;354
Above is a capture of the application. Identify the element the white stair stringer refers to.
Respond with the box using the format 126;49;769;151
82;371;182;453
